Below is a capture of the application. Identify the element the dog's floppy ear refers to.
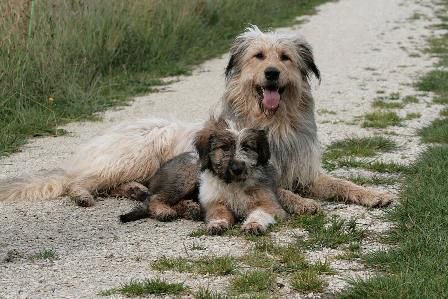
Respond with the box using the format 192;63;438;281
225;25;261;81
255;129;271;165
194;125;213;170
295;37;320;82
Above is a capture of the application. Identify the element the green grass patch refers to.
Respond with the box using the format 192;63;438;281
151;256;237;275
99;278;185;296
0;0;329;156
230;270;275;296
345;175;400;186
405;112;421;120
194;288;228;299
290;270;325;292
372;99;404;109
339;146;448;298
324;157;408;173
29;249;58;261
419;118;448;143
417;70;448;97
402;95;419;104
362;111;402;128
440;108;448;117
323;136;397;162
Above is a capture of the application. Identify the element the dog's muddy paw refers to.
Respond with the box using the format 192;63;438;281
153;209;178;222
361;192;395;208
207;220;229;235
300;198;321;214
242;222;266;235
73;195;95;207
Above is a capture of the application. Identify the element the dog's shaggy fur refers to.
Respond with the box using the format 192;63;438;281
121;118;296;235
0;26;392;208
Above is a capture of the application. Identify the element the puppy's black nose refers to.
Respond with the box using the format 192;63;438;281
264;67;280;81
230;161;246;176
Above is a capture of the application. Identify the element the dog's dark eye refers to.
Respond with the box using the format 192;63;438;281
280;53;290;61
241;145;254;152
219;144;231;151
254;52;265;60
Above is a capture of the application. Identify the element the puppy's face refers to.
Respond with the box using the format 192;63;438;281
195;119;270;183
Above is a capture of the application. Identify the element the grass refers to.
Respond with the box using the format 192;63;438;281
419;118;448;143
0;0;329;157
341;2;448;296
151;256;237;275
402;95;419;104
194;288;227;299
405;112;421;120
323;136;397;162
290;270;325;292
29;249;58;261
230;270;275;296
339;146;448;298
321;136;405;173
99;278;185;296
362;111;402;128
346;175;400;186
372;99;404;109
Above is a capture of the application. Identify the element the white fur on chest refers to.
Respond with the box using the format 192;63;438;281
199;170;255;218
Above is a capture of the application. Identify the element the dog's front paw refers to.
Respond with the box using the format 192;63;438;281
358;191;395;208
241;222;267;235
207;220;229;235
300;197;321;214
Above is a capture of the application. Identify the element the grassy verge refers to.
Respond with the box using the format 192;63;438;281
340;2;448;297
0;0;329;157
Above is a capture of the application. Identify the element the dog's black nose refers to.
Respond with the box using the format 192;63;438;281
264;67;280;81
230;161;246;176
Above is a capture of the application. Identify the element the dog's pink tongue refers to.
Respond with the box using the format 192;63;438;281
263;89;280;110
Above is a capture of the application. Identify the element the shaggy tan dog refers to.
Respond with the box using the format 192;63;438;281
0;26;392;208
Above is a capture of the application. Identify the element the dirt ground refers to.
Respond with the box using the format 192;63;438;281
0;0;443;297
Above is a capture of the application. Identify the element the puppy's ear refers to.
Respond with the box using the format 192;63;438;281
295;37;320;82
256;129;271;165
194;126;213;170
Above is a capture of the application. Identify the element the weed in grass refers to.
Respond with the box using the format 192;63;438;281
310;260;335;275
152;256;237;275
372;99;404;109
303;217;365;249
323;136;397;162
433;95;448;104
290;270;325;292
405;112;421;120
419;118;448;143
325;158;408;173
99;278;185;296
318;109;337;115
230;270;274;295
241;251;277;269
417;70;448;96
402;95;419;104
273;245;309;272
440;108;448;117
194;288;227;299
29;249;58;261
362;111;402;128
346;175;400;186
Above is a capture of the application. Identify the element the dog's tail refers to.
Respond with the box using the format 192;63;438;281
0;170;69;202
120;205;149;223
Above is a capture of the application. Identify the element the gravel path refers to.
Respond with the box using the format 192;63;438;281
0;0;443;297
